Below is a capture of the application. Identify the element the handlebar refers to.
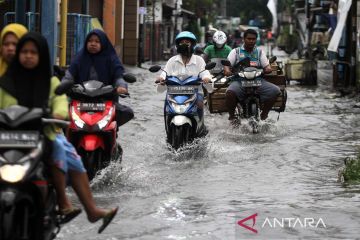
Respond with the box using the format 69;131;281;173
42;118;70;128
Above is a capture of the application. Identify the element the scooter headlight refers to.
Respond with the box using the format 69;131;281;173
168;95;195;114
0;162;30;183
171;102;190;114
244;71;256;79
71;106;85;128
238;72;245;78
97;107;114;129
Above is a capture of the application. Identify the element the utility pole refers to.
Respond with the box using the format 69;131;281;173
305;0;311;58
60;0;68;67
138;0;146;67
151;0;156;63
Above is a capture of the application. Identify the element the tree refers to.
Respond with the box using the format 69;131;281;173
227;0;271;27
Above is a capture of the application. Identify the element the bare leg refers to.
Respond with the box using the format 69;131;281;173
50;165;72;210
68;170;110;222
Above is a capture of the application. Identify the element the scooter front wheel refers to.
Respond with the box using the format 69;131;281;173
168;125;191;150
82;150;103;180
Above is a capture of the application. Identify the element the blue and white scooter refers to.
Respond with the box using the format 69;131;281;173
149;62;216;149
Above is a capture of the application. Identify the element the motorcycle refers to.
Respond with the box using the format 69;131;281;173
0;82;73;240
149;62;216;149
66;74;136;180
221;56;277;133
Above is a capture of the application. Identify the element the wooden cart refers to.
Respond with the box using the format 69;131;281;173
207;65;287;114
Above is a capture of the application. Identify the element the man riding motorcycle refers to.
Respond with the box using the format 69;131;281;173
224;29;280;122
203;31;232;63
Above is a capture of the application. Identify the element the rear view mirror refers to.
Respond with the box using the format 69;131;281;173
205;62;216;70
55;80;74;95
221;60;231;66
149;65;162;73
123;73;137;83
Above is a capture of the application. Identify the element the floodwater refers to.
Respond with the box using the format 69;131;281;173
58;55;360;240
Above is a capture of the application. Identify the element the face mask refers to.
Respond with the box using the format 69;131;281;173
177;43;192;57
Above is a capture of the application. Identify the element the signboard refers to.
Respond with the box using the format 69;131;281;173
145;1;162;23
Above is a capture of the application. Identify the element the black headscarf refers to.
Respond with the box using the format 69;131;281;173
68;29;124;85
0;32;51;108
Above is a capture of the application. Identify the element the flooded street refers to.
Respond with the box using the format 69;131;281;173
58;63;360;240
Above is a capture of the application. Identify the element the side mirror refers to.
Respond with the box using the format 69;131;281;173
205;62;216;70
269;56;277;64
55;80;74;95
149;65;162;73
123;73;137;83
221;60;231;66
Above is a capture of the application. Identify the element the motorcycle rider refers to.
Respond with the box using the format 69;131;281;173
0;32;117;233
157;31;211;101
224;29;280;122
203;30;232;63
62;29;134;127
0;23;28;76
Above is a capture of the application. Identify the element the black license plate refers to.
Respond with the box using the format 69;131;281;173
0;131;39;148
241;79;262;87
167;86;196;95
79;103;106;111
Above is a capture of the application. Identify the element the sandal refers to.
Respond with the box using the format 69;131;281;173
59;207;82;224
98;207;118;234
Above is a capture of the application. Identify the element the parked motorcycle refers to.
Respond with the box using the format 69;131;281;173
0;82;73;240
221;56;277;133
66;74;136;180
149;62;216;149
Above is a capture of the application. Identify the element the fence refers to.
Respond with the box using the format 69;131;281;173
4;12;40;32
3;12;92;66
66;13;92;65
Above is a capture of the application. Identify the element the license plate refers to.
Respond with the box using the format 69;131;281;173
79;103;106;111
241;79;262;87
167;86;196;95
0;131;39;148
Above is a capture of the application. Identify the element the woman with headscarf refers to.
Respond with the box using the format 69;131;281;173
0;23;28;76
0;32;117;234
62;29;134;127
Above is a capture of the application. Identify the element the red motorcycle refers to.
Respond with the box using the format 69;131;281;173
66;75;136;180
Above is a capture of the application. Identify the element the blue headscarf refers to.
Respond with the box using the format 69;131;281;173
68;29;124;85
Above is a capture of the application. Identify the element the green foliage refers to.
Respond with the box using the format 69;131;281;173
276;24;299;53
227;0;272;26
339;154;360;183
185;20;202;40
226;0;294;28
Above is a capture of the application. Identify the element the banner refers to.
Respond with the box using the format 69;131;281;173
267;0;278;34
327;0;352;52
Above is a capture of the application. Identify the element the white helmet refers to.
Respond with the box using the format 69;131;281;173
212;31;227;48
